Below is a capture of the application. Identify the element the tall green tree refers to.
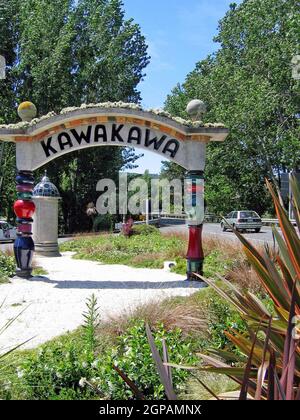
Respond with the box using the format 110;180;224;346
164;0;300;215
0;0;149;230
0;0;19;220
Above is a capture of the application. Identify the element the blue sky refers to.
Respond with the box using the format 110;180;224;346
123;0;241;173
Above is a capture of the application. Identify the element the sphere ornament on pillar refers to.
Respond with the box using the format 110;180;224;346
33;171;60;198
13;170;36;278
17;101;37;122
186;99;207;121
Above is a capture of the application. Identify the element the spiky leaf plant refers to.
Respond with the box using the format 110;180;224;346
191;176;300;400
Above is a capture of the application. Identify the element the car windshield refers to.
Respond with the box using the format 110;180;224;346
240;211;259;218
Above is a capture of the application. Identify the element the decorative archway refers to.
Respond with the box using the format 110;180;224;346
0;102;229;280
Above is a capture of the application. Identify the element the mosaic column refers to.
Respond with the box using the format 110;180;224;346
13;171;36;278
13;102;37;278
185;170;206;283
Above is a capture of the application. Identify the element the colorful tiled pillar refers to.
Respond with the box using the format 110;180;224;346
185;170;206;283
13;101;38;278
13;171;36;278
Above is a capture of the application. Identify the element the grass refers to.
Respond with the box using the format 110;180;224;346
60;229;263;293
0;250;16;283
11;301;26;308
181;371;238;400
32;267;49;277
0;276;10;284
101;295;207;340
60;230;242;279
61;230;185;269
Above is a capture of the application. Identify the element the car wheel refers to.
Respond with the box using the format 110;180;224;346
221;223;227;232
255;228;261;233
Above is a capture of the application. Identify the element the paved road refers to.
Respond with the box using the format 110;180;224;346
160;222;278;245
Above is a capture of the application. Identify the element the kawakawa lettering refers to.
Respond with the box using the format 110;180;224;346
40;124;180;159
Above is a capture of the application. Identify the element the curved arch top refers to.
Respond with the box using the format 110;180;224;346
0;105;229;171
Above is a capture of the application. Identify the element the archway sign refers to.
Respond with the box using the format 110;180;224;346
0;101;229;280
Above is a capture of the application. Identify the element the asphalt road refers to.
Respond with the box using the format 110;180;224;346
160;222;278;245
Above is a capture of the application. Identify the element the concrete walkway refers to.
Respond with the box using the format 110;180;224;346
0;252;203;351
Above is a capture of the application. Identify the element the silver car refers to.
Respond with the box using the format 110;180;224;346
0;220;17;242
221;211;262;233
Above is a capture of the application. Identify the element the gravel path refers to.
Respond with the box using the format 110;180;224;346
0;252;203;351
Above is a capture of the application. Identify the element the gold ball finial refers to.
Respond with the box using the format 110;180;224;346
17;101;37;122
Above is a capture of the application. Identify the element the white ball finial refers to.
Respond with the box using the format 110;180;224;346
17;101;37;122
186;99;207;121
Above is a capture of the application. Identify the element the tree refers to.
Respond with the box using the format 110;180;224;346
0;0;149;230
74;0;149;104
164;0;300;216
0;0;19;219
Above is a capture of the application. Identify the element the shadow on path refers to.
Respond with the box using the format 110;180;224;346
29;276;205;290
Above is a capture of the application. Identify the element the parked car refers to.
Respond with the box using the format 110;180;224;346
0;220;17;242
221;211;262;233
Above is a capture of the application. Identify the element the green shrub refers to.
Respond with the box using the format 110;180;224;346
94;321;198;399
193;288;247;353
206;294;247;351
16;337;97;400
12;321;197;400
131;224;160;236
0;252;15;283
93;214;115;232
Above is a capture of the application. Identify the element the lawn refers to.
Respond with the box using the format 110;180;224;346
60;227;236;279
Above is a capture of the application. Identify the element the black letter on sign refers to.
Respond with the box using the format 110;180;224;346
94;125;107;143
41;137;57;157
71;126;92;145
58;132;73;150
145;129;167;150
128;127;142;145
111;124;124;142
162;140;180;158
